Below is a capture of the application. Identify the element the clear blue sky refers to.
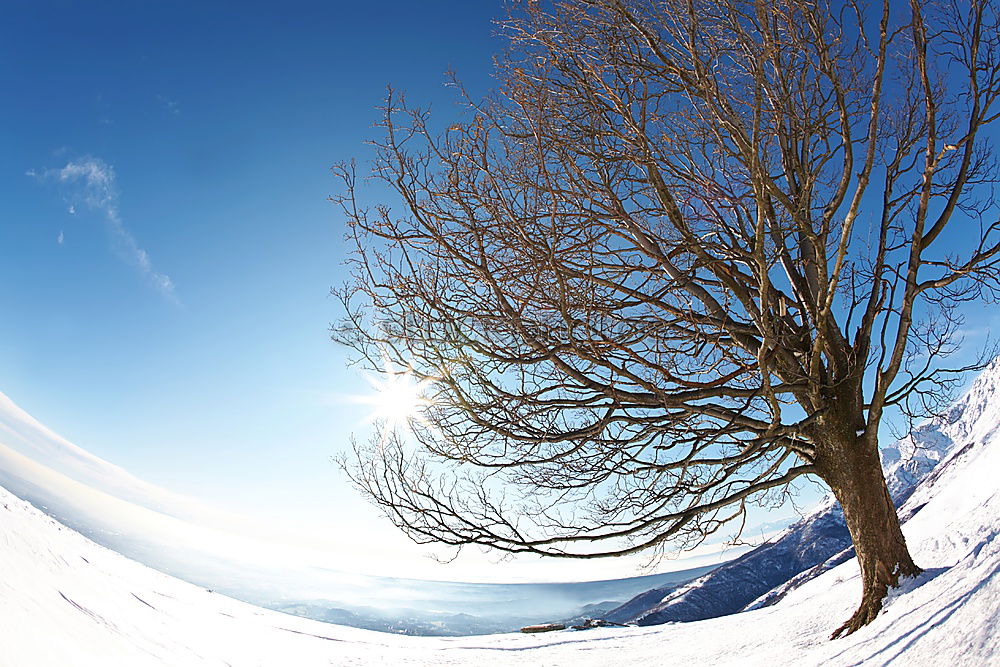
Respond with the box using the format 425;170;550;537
0;1;503;524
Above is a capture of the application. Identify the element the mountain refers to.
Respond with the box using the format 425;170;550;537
605;504;850;625
2;357;997;664
747;357;1000;612
246;564;716;636
605;358;1000;627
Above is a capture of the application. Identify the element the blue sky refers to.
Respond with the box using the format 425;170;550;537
0;2;505;549
3;0;740;584
3;1;997;583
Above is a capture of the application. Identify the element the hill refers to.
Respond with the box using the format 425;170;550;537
2;363;998;664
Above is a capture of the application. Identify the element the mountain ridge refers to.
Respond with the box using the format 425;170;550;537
605;358;1000;626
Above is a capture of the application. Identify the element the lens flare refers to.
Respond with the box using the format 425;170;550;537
361;369;434;428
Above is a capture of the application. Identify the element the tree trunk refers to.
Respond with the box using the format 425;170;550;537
826;438;921;639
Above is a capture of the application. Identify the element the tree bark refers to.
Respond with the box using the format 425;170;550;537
825;437;921;639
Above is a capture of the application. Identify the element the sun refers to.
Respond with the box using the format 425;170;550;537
361;369;434;428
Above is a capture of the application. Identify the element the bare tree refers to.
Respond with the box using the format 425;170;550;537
332;0;1000;638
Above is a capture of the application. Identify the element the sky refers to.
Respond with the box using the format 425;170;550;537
0;1;521;577
0;0;754;583
2;1;998;585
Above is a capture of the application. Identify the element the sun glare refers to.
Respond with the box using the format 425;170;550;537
361;369;434;428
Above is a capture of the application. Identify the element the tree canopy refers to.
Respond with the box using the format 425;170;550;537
333;0;1000;636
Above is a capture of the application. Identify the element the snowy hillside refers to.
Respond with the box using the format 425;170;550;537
606;358;1000;626
746;363;997;613
2;367;998;665
605;504;850;625
0;389;727;635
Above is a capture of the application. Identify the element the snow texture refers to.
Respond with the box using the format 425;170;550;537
610;358;1000;626
1;361;998;665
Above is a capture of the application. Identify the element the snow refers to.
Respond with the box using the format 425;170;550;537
0;447;995;664
1;458;996;666
1;362;998;665
617;361;1000;626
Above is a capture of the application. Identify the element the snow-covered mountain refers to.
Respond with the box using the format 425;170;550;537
606;358;1000;627
2;360;998;665
605;504;850;625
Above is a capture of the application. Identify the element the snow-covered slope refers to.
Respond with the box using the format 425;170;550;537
745;364;996;613
607;359;1000;627
607;503;850;625
2;367;998;665
0;390;725;635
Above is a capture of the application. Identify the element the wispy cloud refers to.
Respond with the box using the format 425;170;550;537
30;157;177;301
156;94;180;116
57;230;64;245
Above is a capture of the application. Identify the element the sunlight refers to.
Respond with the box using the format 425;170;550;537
361;368;435;428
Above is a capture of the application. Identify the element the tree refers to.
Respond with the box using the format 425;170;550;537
332;0;1000;638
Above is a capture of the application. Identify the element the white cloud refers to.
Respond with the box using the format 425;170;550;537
57;230;64;245
32;157;177;301
156;94;180;116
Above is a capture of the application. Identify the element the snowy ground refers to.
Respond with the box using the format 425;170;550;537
3;366;1000;666
2;407;997;667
